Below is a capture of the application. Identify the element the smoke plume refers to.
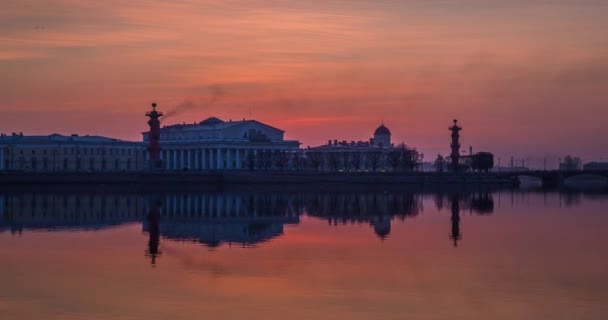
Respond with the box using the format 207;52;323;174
162;84;226;120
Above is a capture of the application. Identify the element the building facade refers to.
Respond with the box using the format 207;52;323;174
305;124;420;172
0;133;145;172
142;116;301;170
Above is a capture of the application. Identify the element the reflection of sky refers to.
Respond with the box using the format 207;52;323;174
0;192;607;319
1;1;608;160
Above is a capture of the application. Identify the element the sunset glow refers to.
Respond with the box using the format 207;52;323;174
1;0;607;165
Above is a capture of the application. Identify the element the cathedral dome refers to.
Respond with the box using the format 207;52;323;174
374;124;391;136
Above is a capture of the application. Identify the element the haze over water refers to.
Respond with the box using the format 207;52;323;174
0;187;607;319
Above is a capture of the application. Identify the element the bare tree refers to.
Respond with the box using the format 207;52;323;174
341;152;354;172
274;150;289;172
306;151;323;172
291;151;304;171
329;152;341;172
434;154;445;173
561;155;582;171
388;150;402;172
352;152;362;171
367;151;383;172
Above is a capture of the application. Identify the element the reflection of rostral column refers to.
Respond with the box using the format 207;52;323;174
146;202;161;266
450;194;462;247
145;103;163;169
449;119;462;172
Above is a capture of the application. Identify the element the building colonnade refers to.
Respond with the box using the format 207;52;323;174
157;147;292;170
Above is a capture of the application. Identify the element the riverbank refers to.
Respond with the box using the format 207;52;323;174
0;171;517;186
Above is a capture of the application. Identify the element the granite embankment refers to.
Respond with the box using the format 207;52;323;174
0;171;517;186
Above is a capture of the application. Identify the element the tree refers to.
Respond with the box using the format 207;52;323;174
256;150;273;171
328;152;341;172
388;150;402;172
401;148;420;172
434;154;445;173
341;152;353;172
291;151;304;172
472;152;494;172
351;152;362;171
367;150;383;172
561;155;582;171
306;151;323;172
273;150;289;172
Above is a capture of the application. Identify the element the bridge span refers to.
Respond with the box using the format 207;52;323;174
497;170;608;188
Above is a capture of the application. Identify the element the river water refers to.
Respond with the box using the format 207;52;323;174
0;186;607;319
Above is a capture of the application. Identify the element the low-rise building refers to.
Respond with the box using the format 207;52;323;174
0;133;145;172
305;124;420;172
583;162;608;171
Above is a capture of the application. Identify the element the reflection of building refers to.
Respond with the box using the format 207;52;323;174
305;192;423;240
142;193;301;250
0;193;146;233
0;133;145;172
306;124;420;172
142;105;300;170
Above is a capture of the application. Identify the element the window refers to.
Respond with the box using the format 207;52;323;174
31;158;37;170
90;158;95;170
126;159;131;170
101;159;106;170
114;159;119;169
43;158;48;170
63;158;68;170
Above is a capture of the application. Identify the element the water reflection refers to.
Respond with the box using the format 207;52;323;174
1;188;606;264
450;194;462;247
0;192;146;233
1;188;607;319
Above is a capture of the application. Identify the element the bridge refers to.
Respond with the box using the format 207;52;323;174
496;170;608;188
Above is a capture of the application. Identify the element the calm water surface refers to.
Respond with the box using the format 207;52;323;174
0;188;607;320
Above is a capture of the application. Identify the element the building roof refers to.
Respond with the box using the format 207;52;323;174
374;124;391;136
0;133;137;144
199;117;224;126
161;117;285;133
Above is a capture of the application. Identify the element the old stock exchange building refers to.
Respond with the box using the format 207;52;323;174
142;117;300;170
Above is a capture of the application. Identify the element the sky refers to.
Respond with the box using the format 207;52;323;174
1;0;607;167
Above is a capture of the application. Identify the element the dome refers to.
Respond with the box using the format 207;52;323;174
199;117;224;126
372;218;391;240
374;123;391;136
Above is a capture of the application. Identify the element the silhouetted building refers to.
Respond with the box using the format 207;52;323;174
141;105;300;170
306;123;420;172
0;133;144;172
583;162;608;171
